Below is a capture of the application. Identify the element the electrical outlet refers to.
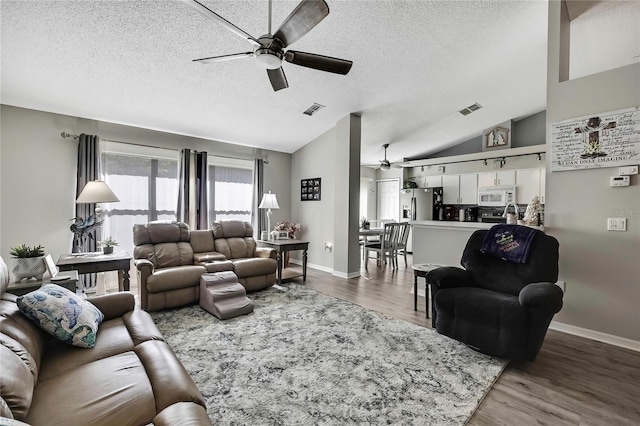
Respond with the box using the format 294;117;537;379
607;218;627;231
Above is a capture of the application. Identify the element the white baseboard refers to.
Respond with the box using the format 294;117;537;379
289;259;359;278
549;321;640;352
332;270;361;279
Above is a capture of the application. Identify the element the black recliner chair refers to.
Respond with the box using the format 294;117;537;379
426;226;563;361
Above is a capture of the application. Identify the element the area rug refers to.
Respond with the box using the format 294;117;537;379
151;284;507;425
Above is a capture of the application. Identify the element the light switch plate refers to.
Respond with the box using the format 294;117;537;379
619;166;638;176
607;218;627;231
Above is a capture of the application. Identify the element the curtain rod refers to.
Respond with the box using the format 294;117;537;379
61;131;79;139
62;134;269;163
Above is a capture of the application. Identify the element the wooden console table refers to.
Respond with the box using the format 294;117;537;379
57;251;132;292
7;270;80;296
258;240;309;285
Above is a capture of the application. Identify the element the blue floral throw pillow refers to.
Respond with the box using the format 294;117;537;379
17;284;104;348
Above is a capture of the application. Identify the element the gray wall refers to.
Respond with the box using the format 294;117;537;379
545;1;640;341
0;105;291;262
291;127;336;272
407;110;546;160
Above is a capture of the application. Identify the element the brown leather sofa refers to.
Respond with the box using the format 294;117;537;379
134;221;276;311
0;257;212;425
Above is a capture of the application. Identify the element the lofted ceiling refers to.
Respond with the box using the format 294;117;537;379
0;1;561;165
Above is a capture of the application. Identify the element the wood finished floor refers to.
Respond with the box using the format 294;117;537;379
294;256;640;426
105;258;640;425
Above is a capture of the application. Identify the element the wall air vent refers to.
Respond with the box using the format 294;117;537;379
303;103;325;116
459;103;483;116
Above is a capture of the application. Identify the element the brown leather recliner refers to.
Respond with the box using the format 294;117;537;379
0;256;212;425
134;221;276;312
211;221;278;292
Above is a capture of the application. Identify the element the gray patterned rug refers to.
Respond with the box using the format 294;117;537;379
150;284;506;425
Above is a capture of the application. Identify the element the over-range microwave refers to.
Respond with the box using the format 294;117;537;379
478;186;516;206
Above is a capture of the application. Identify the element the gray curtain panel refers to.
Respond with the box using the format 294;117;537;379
74;133;101;289
177;148;191;225
177;149;209;229
251;159;265;239
195;151;209;230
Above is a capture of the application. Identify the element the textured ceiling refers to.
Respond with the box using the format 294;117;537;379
2;0;551;165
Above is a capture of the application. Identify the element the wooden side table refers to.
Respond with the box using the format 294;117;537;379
7;270;80;296
412;263;442;318
57;251;132;292
258;240;309;285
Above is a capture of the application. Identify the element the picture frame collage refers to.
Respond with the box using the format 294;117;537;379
301;178;321;201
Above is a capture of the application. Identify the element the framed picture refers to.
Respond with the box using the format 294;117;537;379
301;178;321;201
484;126;510;149
275;231;290;240
44;254;58;278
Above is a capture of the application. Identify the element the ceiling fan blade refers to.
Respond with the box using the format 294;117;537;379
273;0;329;48
284;51;352;74
180;0;260;47
193;52;254;64
267;67;289;91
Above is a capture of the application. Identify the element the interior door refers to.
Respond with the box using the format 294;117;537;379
376;179;400;223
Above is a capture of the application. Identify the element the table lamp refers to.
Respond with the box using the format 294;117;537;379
258;191;279;240
76;180;120;222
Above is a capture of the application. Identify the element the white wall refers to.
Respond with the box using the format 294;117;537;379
0;105;291;263
545;1;640;341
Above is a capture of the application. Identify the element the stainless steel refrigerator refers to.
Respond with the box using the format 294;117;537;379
400;188;437;253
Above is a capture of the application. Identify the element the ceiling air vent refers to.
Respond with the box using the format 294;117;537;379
459;103;482;116
303;103;325;116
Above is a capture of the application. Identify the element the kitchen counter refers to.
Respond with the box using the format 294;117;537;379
411;220;544;267
411;220;495;230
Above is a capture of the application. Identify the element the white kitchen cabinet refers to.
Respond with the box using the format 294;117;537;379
442;174;477;204
459;173;478;204
442;175;460;204
516;168;541;204
423;175;442;188
478;170;516;187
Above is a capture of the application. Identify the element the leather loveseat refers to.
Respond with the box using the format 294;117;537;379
134;221;277;311
0;256;212;425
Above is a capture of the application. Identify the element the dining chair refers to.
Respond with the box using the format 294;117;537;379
394;222;412;267
364;222;399;270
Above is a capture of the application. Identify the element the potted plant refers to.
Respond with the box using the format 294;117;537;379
9;244;46;282
101;237;118;254
360;217;370;230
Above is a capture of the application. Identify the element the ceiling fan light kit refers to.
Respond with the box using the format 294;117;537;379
183;0;353;91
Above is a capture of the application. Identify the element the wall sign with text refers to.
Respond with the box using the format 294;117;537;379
551;106;639;171
301;178;321;201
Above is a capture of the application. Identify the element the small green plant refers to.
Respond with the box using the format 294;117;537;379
360;217;370;229
9;244;45;258
102;237;119;248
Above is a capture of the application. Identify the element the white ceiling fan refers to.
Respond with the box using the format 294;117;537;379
181;0;353;91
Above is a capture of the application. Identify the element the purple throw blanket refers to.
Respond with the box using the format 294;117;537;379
480;224;541;264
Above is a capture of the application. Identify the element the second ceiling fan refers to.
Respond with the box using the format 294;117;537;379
182;0;353;91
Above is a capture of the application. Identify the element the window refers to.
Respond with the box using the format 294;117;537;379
208;156;253;223
101;142;179;256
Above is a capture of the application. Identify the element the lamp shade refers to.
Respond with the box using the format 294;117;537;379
75;181;120;204
258;192;279;210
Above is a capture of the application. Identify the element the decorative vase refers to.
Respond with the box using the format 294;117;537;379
11;257;46;282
